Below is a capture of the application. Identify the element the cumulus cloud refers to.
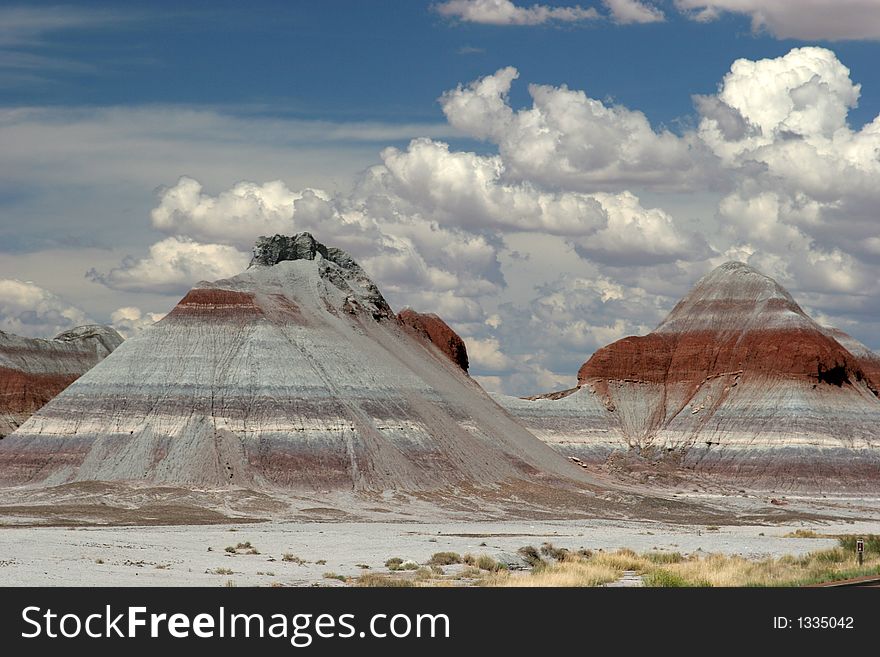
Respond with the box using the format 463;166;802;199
0;278;91;338
109;306;166;337
700;48;880;268
82;48;880;395
465;336;515;371
87;237;250;295
604;0;665;24
440;67;715;191
676;1;880;41
434;0;599;25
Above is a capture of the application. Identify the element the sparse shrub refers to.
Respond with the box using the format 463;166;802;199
385;557;403;571
282;553;306;564
476;555;501;571
430;565;444;575
540;542;569;561
211;567;234;575
315;559;327;565
224;546;236;554
95;558;104;564
414;567;434;581
356;563;370;569
462;553;476;566
224;580;236;587
643;570;694;587
784;529;822;539
457;566;482;579
643;552;685;565
356;574;413;587
399;560;419;570
706;526;720;532
428;551;461;566
517;545;544;568
323;572;347;582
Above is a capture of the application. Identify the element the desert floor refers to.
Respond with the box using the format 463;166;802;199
1;491;877;586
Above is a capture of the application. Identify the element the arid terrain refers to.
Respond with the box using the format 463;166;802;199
0;496;876;586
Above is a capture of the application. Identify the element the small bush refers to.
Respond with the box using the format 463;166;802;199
705;526;720;532
644;570;695;587
385;557;404;570
355;574;413;588
517;545;544;568
643;552;685;565
540;542;569;561
323;572;347;582
282;553;306;564
476;555;501;571
400;560;420;570
356;563;370;569
95;558;104;565
224;546;236;554
414;567;434;581
784;529;822;539
462;553;476;566
211;567;234;575
315;559;327;565
428;552;461;566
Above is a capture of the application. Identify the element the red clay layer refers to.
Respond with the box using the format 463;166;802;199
398;309;469;372
0;366;79;418
578;328;863;387
168;288;264;319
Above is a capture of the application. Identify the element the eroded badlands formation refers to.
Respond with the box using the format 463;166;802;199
0;325;122;438
0;234;596;497
498;262;880;491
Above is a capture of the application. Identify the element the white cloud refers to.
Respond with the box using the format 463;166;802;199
0;278;91;338
604;0;665;24
699;48;880;269
18;46;880;395
109;306;165;337
573;191;711;264
440;67;714;191
434;0;599;25
465;336;515;370
87;237;249;295
676;0;880;41
151;176;302;246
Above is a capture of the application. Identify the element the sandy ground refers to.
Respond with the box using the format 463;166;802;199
1;506;877;586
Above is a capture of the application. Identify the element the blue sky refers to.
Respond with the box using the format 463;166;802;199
2;1;880;394
5;1;880;126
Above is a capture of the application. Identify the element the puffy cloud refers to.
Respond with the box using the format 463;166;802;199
440;67;714;191
675;1;880;41
464;336;515;371
573;191;712;265
434;0;599;25
87;237;249;295
699;48;880;268
110;306;166;338
78;48;880;395
151;177;300;246
604;0;665;24
0;278;91;338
